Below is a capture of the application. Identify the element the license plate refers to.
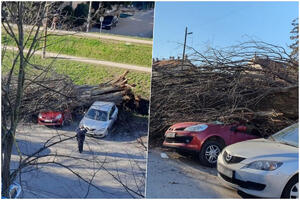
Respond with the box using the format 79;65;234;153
166;132;176;138
44;120;52;122
218;163;233;178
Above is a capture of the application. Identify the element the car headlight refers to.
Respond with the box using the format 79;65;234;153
245;160;283;171
38;113;42;119
55;114;62;120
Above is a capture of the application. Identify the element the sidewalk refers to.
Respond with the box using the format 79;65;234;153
5;46;152;73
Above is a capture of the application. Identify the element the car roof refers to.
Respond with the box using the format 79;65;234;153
90;101;115;112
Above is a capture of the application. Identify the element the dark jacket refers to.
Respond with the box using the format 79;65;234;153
76;128;87;142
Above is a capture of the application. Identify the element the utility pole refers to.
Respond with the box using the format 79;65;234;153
181;27;193;70
86;1;92;32
181;27;187;70
42;3;49;59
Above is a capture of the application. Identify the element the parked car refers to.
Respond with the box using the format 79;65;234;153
38;110;72;127
217;123;298;198
163;122;260;167
79;101;118;138
96;16;118;30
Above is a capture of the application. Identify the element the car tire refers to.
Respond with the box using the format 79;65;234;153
281;174;298;199
55;120;64;128
199;140;224;167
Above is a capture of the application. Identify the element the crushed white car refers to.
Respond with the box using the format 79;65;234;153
79;101;118;138
217;123;298;198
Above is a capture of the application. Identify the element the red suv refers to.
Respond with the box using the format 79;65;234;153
163;122;260;167
38;110;72;127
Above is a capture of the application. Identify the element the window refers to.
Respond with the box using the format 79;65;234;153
109;106;116;119
271;123;298;147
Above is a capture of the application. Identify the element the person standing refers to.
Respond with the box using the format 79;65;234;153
50;14;59;30
76;126;87;153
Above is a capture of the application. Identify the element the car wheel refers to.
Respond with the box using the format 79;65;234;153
56;120;64;128
199;140;223;167
282;175;298;199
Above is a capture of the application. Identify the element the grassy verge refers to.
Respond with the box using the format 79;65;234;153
2;51;151;98
2;32;153;67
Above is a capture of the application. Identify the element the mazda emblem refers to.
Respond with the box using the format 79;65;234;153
225;153;232;162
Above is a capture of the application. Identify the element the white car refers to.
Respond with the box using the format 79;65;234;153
217;123;298;198
79;101;118;138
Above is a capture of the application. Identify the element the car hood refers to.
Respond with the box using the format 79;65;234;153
170;122;201;129
80;117;109;130
225;138;298;162
40;111;62;119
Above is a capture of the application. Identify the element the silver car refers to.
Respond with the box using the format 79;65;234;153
217;123;298;198
79;101;118;138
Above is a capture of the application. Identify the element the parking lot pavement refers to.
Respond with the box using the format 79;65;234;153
146;148;241;198
11;119;147;198
91;9;154;38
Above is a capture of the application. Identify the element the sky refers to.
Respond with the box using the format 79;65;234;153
152;1;299;59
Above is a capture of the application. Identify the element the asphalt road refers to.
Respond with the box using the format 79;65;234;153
91;9;154;39
11;115;148;198
146;148;242;198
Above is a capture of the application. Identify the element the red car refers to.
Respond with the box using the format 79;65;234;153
38;110;72;127
163;122;261;167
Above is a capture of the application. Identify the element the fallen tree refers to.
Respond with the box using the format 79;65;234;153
149;41;298;146
2;70;149;123
1;2;148;197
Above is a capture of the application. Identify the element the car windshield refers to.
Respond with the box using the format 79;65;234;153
85;109;108;121
270;123;298;147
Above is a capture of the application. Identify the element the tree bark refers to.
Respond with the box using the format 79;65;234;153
2;2;26;197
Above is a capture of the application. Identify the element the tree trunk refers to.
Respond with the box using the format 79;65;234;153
2;2;26;197
2;133;14;197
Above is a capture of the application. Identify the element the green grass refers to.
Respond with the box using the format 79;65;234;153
2;32;153;67
2;51;151;98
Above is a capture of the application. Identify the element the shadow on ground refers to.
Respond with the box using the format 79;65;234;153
13;163;133;198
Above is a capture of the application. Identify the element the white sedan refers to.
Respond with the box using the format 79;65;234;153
79;101;118;138
217;123;298;198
